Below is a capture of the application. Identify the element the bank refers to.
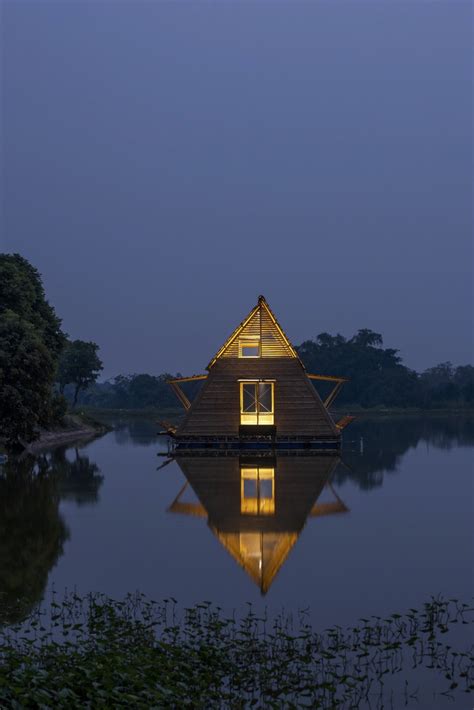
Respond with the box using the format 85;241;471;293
21;412;111;454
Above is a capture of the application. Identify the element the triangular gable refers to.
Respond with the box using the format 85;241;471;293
207;296;299;369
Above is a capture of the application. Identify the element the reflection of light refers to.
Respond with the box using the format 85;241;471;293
259;559;262;570
241;468;275;515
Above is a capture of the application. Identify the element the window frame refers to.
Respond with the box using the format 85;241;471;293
239;380;274;425
238;338;261;358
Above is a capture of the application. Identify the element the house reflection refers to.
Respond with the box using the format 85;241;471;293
168;455;348;595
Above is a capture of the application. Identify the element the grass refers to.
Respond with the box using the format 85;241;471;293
0;594;473;708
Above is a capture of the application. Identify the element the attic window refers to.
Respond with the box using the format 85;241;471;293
239;339;260;358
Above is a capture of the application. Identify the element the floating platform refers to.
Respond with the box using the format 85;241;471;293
171;434;341;454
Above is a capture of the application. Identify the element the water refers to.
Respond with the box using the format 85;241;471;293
1;414;473;705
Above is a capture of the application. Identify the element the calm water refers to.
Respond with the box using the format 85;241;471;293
1;415;473;705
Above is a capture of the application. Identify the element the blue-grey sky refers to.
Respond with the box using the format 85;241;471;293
1;0;472;378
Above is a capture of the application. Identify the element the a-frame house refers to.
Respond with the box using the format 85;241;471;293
168;296;351;451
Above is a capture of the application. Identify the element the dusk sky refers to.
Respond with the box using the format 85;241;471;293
2;0;472;379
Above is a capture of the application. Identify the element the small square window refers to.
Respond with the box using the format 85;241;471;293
239;340;260;358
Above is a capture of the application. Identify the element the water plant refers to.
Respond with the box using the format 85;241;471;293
0;593;472;708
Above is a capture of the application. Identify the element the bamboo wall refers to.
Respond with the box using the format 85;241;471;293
177;358;339;438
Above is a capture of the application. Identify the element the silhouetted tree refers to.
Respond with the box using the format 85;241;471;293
297;329;421;407
57;340;103;407
0;254;66;448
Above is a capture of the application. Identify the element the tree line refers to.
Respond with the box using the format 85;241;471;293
1;253;472;449
72;330;473;411
296;330;473;409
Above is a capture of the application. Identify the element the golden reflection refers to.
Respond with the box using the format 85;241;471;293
168;456;348;595
240;467;275;515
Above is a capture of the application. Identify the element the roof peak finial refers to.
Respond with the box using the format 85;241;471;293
258;294;266;304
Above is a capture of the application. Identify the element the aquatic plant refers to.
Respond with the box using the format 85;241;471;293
0;593;472;708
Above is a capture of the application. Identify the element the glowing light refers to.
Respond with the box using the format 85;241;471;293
240;381;274;426
241;467;275;515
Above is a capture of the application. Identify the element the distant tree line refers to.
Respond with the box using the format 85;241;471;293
71;329;474;411
296;330;474;409
69;373;178;410
1;254;472;450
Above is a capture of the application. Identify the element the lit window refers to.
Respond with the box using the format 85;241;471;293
240;381;274;425
241;467;275;515
239;339;260;358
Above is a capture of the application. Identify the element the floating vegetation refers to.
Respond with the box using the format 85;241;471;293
0;594;473;708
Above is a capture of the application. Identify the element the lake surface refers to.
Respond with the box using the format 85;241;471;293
1;414;473;706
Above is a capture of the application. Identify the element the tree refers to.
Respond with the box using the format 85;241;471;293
57;340;103;407
296;328;420;408
0;254;66;449
0;254;65;358
453;365;474;403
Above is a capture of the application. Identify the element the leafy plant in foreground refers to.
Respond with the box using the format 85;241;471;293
0;594;473;708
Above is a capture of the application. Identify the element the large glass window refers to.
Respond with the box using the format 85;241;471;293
241;467;275;515
240;381;274;425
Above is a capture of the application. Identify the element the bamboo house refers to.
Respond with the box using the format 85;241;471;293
167;296;352;452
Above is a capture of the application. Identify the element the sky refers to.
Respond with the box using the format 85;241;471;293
1;0;472;379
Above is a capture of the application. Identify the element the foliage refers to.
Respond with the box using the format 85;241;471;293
0;313;55;446
57;340;103;407
419;362;474;407
74;372;181;410
50;392;69;422
0;253;65;359
0;254;66;449
296;330;474;409
0;594;472;708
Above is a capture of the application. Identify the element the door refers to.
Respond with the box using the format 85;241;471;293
240;381;274;425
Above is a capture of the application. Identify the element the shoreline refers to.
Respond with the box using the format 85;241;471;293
24;427;104;454
22;413;111;454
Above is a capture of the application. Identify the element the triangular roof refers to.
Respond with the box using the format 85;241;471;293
207;295;299;369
